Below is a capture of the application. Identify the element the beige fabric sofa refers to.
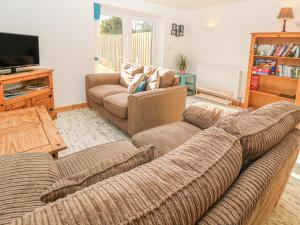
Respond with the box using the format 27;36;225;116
2;101;300;225
86;72;186;136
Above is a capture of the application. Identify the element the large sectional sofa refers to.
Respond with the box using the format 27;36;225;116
1;101;300;225
86;66;186;136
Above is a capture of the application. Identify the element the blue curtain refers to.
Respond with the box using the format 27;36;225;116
94;3;101;20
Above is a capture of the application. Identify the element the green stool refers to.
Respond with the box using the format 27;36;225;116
176;73;196;96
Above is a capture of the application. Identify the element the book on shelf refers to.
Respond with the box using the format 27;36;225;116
4;90;25;100
252;58;276;75
25;84;48;90
277;65;300;79
254;43;300;58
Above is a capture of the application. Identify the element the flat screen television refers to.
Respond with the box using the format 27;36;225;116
0;32;39;74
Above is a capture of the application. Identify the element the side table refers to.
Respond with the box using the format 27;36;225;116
176;73;196;96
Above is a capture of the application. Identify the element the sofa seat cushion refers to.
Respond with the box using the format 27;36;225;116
132;121;202;158
0;153;59;225
11;128;243;225
103;93;129;119
41;145;155;204
216;101;300;162
88;84;127;105
55;141;142;177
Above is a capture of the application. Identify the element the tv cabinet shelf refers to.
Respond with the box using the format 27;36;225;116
0;69;56;118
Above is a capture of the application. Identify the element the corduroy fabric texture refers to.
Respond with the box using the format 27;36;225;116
11;128;242;225
216;101;300;161
132;121;202;158
41;145;155;204
183;103;252;130
0;153;60;225
55;141;142;177
197;128;300;225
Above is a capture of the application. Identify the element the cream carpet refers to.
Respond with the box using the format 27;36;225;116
55;96;300;225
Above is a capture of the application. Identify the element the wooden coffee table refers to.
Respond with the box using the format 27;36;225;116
0;106;66;159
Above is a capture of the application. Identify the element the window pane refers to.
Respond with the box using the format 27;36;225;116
97;15;123;72
131;20;153;66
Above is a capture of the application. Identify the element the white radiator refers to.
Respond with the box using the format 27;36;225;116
197;64;243;100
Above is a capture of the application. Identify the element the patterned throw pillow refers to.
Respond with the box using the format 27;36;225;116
135;80;147;93
120;63;144;88
144;66;157;77
128;73;147;94
146;70;160;91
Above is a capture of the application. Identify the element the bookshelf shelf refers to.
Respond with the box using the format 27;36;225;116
254;55;300;61
252;74;298;81
250;90;295;102
244;32;300;109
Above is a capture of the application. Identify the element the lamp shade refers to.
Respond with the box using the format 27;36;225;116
278;7;294;19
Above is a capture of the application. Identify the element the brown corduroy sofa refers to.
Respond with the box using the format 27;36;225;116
86;72;186;136
2;101;300;225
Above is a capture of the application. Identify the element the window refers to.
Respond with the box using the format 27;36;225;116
98;15;124;72
131;20;153;66
95;7;158;73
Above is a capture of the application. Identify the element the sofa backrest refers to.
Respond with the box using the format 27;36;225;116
197;128;300;225
11;128;243;225
216;101;300;162
0;153;60;225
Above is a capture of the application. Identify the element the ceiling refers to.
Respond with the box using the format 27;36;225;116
141;0;251;9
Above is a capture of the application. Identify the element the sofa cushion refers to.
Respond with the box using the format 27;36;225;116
216;101;300;161
146;70;160;91
158;67;176;88
132;121;202;158
183;103;252;130
88;84;127;105
198;128;300;225
41;145;155;204
55;141;141;177
0;153;59;225
11;128;243;225
120;63;144;88
103;92;129;119
128;73;147;94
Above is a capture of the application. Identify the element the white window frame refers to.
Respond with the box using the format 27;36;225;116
100;5;158;65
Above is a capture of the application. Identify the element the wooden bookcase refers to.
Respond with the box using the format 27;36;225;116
0;69;56;118
244;32;300;109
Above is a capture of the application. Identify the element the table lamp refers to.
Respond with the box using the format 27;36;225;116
278;7;294;32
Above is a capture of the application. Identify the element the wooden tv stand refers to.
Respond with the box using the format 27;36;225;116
0;69;56;119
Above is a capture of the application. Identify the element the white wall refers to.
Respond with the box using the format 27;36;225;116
184;0;300;101
0;0;95;107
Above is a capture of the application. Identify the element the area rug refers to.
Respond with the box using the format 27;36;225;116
55;96;300;225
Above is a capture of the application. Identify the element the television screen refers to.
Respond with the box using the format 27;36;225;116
0;33;39;70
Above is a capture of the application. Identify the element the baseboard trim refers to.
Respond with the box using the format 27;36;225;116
55;103;88;113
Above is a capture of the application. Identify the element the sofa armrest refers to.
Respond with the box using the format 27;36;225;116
86;73;121;89
128;86;187;135
86;73;121;104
